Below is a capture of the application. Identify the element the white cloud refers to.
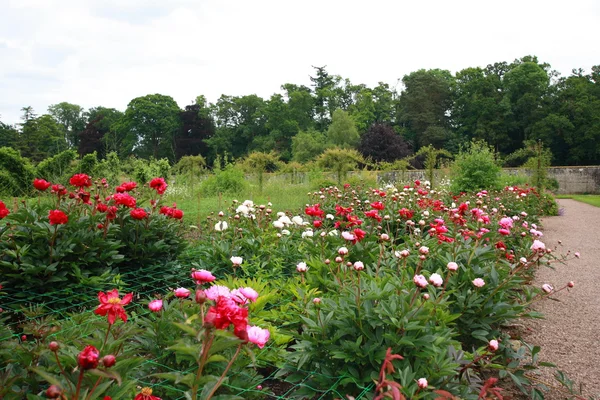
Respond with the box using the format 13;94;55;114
1;0;599;124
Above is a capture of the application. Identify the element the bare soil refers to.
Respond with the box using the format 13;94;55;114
520;199;600;399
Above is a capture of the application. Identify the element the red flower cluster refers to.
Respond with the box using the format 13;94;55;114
33;178;51;191
398;208;414;219
77;345;100;370
130;208;148;220
69;173;92;188
113;193;137;208
116;181;137;192
134;388;161;400
335;204;353;216
370;201;385;210
204;296;249;339
365;210;382;222
305;204;324;218
48;209;68;225
0;201;9;219
94;289;133;325
159;206;183;219
51;184;67;196
149;177;167;195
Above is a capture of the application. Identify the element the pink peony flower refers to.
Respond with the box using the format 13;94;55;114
313;297;321;304
499;217;513;229
498;228;511;236
148;299;163;312
338;246;349;255
296;262;308;272
530;240;546;252
353;261;364;271
239;287;259;302
417;378;428;389
413;274;428;288
447;262;458;271
488;339;499;351
191;269;216;284
429;273;443;287
174;288;191;298
204;285;232;301
419;246;429;255
472;278;485;288
246;325;270;349
380;233;390;241
230;256;243;266
341;231;355;241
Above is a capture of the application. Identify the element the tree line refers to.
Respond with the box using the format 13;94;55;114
1;55;599;167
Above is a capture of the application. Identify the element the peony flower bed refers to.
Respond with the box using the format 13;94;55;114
0;179;578;399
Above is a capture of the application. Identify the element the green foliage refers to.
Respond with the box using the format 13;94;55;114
326;109;359;148
35;149;78;182
129;157;171;184
200;163;248;196
291;129;329;163
78;151;99;175
172;155;207;179
316;148;364;185
450;140;501;192
0;147;36;197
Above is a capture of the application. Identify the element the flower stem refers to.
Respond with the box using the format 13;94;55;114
205;343;243;400
85;377;103;400
74;369;85;400
54;351;75;393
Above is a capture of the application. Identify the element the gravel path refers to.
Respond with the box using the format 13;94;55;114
522;199;600;399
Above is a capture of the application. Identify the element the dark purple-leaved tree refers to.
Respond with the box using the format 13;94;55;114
358;123;412;162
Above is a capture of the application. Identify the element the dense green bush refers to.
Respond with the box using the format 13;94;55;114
200;163;248;195
36;149;78;182
0;147;36;197
450;140;501;192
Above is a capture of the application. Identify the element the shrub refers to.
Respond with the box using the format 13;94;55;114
36;149;78;182
200;163;248;195
450;140;501;192
0;147;36;197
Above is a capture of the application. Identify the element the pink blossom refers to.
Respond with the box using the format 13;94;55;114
353;261;364;271
338;247;349;255
231;256;243;266
422;293;430;300
246;325;270;348
417;378;428;389
413;274;428;288
488;339;499;351
148;299;163;312
313;298;321;304
239;287;259;302
499;217;513;229
204;285;232;301
472;278;485;288
395;249;410;258
530;240;546;252
296;262;308;272
419;246;429;255
429;273;443;287
341;231;355;241
174;288;191;298
498;228;511;236
447;262;458;271
191;269;216;284
380;233;390;241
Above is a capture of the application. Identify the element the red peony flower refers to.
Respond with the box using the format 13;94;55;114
106;206;117;220
171;209;183;219
370;201;385;210
305;204;324;218
48;210;68;225
69;173;92;188
398;208;414;219
335;204;353;217
51;184;67;196
352;228;366;244
365;210;382;222
0;201;9;219
130;208;148;220
313;220;322;228
77;345;100;370
33;178;51;191
121;181;137;192
134;387;161;400
204;296;248;339
94;289;133;325
113;193;136;208
149;177;167;195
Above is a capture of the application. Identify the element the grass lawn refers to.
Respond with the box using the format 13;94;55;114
556;194;600;208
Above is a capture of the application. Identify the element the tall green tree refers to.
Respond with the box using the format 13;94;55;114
397;69;455;150
18;114;66;161
0;120;18;149
326;109;359;148
119;94;181;160
291;129;329;163
79;107;124;157
48;102;86;148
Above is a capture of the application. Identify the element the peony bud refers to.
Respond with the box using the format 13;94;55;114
488;339;499;351
417;378;428;389
49;341;60;352
46;385;62;398
195;289;206;304
102;354;116;368
77;345;100;370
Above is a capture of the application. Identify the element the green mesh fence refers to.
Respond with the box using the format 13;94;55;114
0;262;374;399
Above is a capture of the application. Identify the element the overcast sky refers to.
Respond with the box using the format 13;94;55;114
1;0;599;125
